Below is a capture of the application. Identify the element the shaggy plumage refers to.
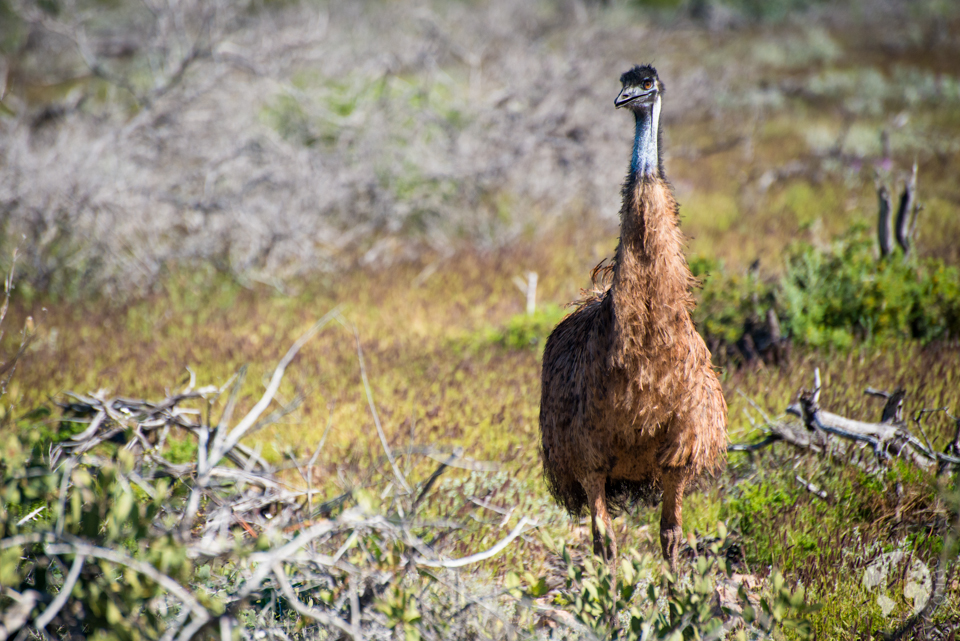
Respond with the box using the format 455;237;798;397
538;65;727;569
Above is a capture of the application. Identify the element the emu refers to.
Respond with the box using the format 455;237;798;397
538;65;727;570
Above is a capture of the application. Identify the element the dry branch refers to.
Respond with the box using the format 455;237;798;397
894;163;919;257
730;368;960;474
876;163;921;259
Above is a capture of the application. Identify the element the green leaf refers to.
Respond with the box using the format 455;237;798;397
0;546;23;586
106;599;122;625
504;571;521;591
114;490;133;523
526;576;550;598
541;530;556;551
403;623;421;641
354;489;375;513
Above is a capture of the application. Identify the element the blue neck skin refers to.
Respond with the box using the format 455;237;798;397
631;102;659;179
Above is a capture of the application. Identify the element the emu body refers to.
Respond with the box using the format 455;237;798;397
538;66;727;569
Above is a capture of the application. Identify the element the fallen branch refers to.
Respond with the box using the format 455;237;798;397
730;368;960;473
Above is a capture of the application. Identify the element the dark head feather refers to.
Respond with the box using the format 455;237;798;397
619;65;663;93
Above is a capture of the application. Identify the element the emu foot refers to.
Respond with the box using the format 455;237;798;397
659;524;683;573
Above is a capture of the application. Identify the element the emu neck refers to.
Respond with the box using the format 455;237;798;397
630;100;660;179
610;176;693;362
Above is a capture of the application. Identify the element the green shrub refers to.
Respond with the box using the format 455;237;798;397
531;524;817;640
692;255;777;347
694;223;960;353
781;224;960;347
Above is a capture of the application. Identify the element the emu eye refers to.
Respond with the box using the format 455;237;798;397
642;79;654;90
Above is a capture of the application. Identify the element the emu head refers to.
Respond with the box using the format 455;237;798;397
615;65;663;111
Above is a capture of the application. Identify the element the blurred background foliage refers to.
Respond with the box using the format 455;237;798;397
1;0;959;298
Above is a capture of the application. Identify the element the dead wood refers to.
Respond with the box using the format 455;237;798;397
894;163;919;257
878;183;894;258
730;368;960;474
876;163;921;259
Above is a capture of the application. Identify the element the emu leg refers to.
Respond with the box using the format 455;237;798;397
659;468;688;572
583;476;617;564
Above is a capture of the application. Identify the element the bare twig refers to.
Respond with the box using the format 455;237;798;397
414;448;464;508
34;553;85;629
414;517;534;568
15;506;45;528
208;307;340;470
272;566;361;639
350;323;411;495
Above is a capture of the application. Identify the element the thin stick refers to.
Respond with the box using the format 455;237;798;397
35;553;86;629
54;460;75;536
210;367;244;462
15;506;45;527
351;324;411;494
912;408;946;457
210;307;340;471
414;517;533;568
414;449;465;508
0;532;46;550
304;411;335;513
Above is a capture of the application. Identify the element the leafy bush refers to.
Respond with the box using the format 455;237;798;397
523;525;817;640
691;255;778;348
495;304;568;350
694;223;960;354
780;224;960;347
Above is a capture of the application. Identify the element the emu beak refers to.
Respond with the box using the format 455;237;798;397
615;86;640;108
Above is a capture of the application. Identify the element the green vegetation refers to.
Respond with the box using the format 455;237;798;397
469;221;960;358
693;223;960;354
474;303;568;351
539;527;817;640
